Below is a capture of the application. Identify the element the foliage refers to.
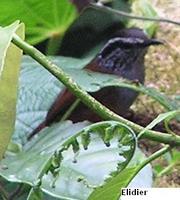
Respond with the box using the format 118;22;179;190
0;0;77;45
0;121;137;199
130;0;158;36
0;21;24;160
13;56;178;144
0;1;179;199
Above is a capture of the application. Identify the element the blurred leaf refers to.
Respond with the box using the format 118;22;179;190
0;21;24;160
130;0;158;36
59;1;130;57
0;121;136;199
7;142;22;154
71;0;91;11
0;0;78;45
172;95;180;113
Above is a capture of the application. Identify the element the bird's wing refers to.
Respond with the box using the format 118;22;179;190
28;89;76;139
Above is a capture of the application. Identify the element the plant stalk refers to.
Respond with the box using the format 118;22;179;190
12;34;180;146
124;145;171;188
46;34;62;55
90;3;180;26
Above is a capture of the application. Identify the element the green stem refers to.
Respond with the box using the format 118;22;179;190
12;34;180;146
90;3;180;26
125;145;171;187
60;99;80;122
136;146;171;174
46;34;62;55
157;162;175;177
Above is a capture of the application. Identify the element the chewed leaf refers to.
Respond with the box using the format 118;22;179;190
0;22;24;160
0;121;136;199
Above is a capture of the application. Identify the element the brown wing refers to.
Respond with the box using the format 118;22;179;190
45;89;76;125
28;89;76;139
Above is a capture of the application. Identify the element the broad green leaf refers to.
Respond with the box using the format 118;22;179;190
0;0;77;45
0;22;24;160
13;56;93;144
0;121;136;199
130;0;158;36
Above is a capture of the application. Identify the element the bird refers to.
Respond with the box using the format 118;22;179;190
29;28;163;139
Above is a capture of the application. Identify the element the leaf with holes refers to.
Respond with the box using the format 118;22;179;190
88;148;153;200
0;121;136;199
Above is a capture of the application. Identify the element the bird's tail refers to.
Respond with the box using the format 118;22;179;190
28;121;46;140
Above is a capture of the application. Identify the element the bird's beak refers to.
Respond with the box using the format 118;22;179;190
147;38;164;46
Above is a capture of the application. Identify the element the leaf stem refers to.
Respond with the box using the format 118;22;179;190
90;3;180;26
135;145;171;175
125;145;171;188
60;99;80;122
46;34;62;55
12;34;180;146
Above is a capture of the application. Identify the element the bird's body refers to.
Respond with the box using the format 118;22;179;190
29;28;162;138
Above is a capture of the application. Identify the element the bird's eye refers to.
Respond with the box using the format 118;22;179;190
98;45;126;70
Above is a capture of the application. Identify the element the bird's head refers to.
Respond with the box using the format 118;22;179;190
97;28;163;71
113;27;163;47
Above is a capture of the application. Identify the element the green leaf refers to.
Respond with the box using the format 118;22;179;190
0;0;77;45
88;167;136;200
0;121;136;199
88;148;152;200
130;0;158;36
138;110;180;138
0;22;24;160
58;1;129;57
13;56;92;144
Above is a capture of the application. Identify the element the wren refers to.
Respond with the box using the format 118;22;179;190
29;28;163;139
